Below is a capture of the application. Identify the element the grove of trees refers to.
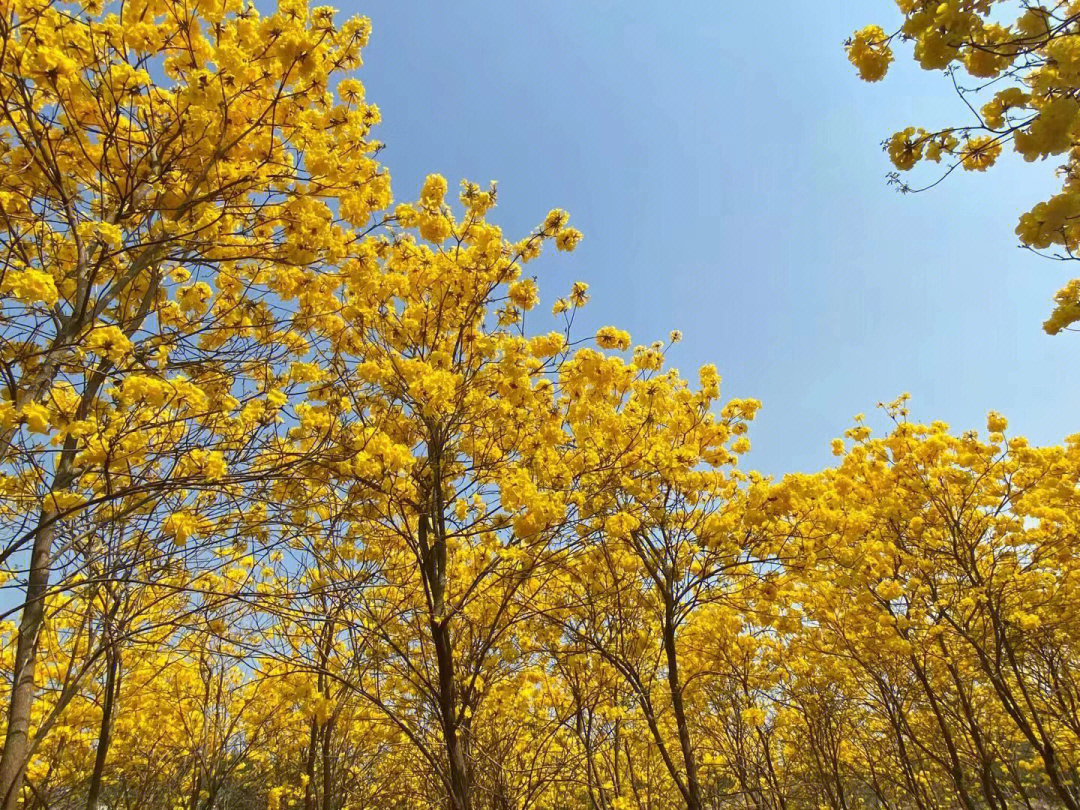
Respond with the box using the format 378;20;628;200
2;0;1080;809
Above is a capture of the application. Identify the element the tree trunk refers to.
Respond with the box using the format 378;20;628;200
421;511;470;810
0;358;118;808
86;647;120;810
304;717;318;810
662;595;702;810
321;717;334;810
0;509;58;810
432;615;469;810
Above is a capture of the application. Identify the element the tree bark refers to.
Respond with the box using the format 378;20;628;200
85;646;120;810
662;593;702;810
421;511;470;810
0;508;58;810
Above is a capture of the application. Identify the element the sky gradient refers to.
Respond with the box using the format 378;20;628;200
351;0;1072;476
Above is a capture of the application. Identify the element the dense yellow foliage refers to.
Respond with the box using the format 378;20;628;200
848;0;1080;335
0;1;1078;810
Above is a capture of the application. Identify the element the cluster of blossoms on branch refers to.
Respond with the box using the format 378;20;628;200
848;0;1080;334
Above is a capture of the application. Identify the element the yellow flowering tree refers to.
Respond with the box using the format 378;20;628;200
547;354;767;810
250;174;595;810
847;1;1080;334
0;0;385;802
766;402;1080;809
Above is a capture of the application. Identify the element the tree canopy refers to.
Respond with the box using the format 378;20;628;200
848;0;1080;334
0;1;1079;810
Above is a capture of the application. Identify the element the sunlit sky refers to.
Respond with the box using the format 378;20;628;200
352;0;1073;476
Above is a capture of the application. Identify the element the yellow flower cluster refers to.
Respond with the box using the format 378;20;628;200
849;1;1080;333
846;25;893;81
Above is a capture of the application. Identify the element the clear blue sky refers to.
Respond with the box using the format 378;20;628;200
351;0;1073;476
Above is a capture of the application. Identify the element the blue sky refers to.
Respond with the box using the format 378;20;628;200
352;0;1073;476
